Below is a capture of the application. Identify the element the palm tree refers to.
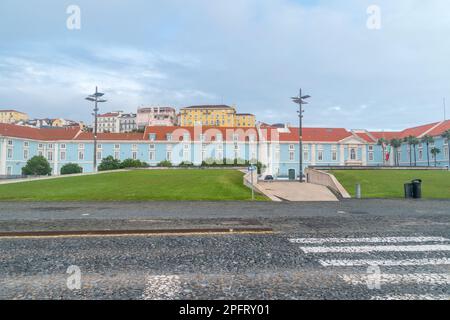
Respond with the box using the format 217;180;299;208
377;138;388;166
421;135;434;167
410;137;419;166
390;138;402;166
430;147;441;167
442;130;450;170
404;136;413;166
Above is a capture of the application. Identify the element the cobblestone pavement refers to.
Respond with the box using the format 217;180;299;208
0;200;449;300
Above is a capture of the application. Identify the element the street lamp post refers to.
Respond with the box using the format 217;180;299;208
291;89;311;183
86;87;107;172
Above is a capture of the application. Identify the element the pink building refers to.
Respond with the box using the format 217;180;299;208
137;106;177;128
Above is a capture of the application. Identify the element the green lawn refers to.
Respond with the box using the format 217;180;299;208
331;170;450;199
0;170;266;201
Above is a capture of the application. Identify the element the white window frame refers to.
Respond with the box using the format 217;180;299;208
78;150;84;161
60;151;66;161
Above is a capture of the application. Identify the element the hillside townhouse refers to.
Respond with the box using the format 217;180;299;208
0;120;449;177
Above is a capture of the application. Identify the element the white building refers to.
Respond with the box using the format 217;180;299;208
137;106;177;129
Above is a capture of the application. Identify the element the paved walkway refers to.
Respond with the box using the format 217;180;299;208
259;182;338;202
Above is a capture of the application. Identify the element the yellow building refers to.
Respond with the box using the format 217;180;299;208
180;105;255;127
0;110;29;124
234;113;256;127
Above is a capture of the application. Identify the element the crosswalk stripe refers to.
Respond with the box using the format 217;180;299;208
371;294;450;300
300;244;450;254
319;258;450;267
289;237;449;244
341;273;450;285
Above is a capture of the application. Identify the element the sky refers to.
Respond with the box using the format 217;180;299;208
0;0;449;130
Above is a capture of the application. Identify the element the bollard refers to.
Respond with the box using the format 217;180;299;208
355;183;362;199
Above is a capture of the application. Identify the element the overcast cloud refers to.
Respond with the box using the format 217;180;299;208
0;0;449;130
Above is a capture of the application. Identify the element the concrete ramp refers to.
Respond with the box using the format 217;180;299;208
259;182;338;202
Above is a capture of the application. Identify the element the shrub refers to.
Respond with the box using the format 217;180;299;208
60;163;83;175
120;158;148;169
98;156;122;171
157;160;172;167
22;156;52;176
179;161;194;167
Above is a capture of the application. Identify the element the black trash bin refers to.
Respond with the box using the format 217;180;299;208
412;179;422;199
404;183;413;199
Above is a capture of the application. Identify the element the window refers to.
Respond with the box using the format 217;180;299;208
60;143;66;149
38;151;43;157
369;152;374;161
23;141;29;148
397;151;401;161
6;166;12;175
166;134;172;141
303;151;309;161
419;150;423;160
289;144;295;150
48;144;53;149
47;151;53;161
114;144;120;149
132;144;138;150
38;143;43;149
97;144;102;149
23;149;29;160
149;151;155;161
60;151;66;161
149;144;155;150
114;151;120;160
7;140;13;146
7;148;13;159
97;151;102;160
444;145;449;159
132;151;137;160
78;151;84;160
183;144;189;150
350;148;357;160
318;151;323;161
332;151;337;161
78;143;84;150
369;145;374;151
216;133;223;142
166;151;172;161
289;151;295;161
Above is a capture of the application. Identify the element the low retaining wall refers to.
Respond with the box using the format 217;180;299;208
242;171;281;202
309;166;448;171
305;168;351;199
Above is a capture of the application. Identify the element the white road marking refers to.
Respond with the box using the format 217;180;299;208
319;258;450;267
142;275;181;300
341;273;450;285
289;237;449;244
300;244;450;254
370;294;450;301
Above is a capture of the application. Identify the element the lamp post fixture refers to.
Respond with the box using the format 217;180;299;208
86;87;107;172
291;89;311;183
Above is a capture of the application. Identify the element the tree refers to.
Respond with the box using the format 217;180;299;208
430;147;441;167
442;129;450;169
60;163;83;175
389;139;402;166
157;160;172;167
377;138;388;165
98;156;122;171
405;136;419;166
421;135;434;167
22;156;52;176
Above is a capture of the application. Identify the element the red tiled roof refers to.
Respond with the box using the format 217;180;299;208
143;126;259;142
399;122;440;138
75;132;145;141
0;123;81;141
353;132;377;143
98;112;120;118
0;109;27;114
426;120;450;137
369;131;402;141
260;127;352;142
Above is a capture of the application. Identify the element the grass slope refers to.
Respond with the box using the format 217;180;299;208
331;170;450;199
0;170;266;201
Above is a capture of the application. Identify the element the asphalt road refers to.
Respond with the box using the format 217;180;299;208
0;200;449;300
